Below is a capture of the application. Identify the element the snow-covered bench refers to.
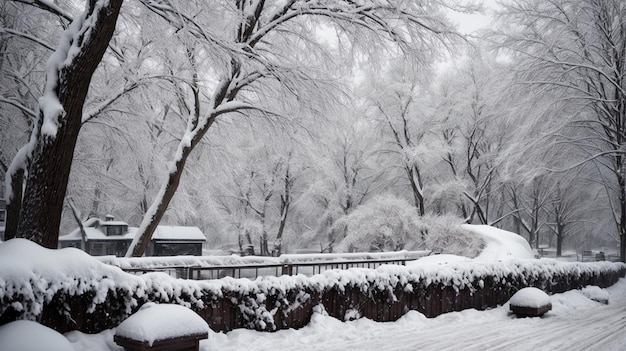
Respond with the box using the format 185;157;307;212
114;303;209;351
509;287;552;317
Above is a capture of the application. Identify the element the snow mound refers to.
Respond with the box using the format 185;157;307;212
581;286;609;303
115;303;209;346
0;238;128;282
462;225;535;261
0;320;74;351
509;287;551;308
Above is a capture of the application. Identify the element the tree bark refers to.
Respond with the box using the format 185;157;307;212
4;166;24;241
13;0;123;248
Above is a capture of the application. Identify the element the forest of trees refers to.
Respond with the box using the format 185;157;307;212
1;0;624;261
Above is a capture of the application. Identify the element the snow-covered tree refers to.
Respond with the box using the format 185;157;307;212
125;0;457;256
496;0;626;261
362;61;440;216
4;0;123;248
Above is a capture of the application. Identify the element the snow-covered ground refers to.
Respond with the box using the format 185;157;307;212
66;277;626;351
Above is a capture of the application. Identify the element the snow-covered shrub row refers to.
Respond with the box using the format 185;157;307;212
0;239;624;333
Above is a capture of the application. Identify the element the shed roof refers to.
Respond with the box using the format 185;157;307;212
59;219;206;242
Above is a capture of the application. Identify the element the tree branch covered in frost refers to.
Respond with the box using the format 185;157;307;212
125;0;460;256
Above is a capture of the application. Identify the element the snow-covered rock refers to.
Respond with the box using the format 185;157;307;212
0;320;74;351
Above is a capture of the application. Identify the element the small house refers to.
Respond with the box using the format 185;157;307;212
58;216;206;257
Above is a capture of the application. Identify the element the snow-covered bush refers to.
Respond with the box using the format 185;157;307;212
422;216;484;257
332;195;484;256
332;195;425;252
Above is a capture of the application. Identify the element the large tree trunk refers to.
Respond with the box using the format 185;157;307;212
618;169;626;262
126;145;193;256
4;165;24;241
10;0;123;248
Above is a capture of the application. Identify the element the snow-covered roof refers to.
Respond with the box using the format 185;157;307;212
100;220;128;226
59;226;134;241
153;226;206;241
59;219;205;242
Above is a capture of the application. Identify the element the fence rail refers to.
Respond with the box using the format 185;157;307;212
120;258;418;280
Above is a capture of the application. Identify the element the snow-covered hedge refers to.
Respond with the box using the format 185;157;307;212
0;239;624;333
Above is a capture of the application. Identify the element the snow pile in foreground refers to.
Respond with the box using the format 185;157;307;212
116;303;209;346
0;320;74;351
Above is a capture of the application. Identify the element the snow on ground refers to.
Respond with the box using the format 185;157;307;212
65;278;626;351
0;320;74;351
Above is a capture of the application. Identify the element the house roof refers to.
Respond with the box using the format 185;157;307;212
59;219;206;242
153;226;206;241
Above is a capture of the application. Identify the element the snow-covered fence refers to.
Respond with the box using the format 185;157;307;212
0;240;625;334
98;250;429;279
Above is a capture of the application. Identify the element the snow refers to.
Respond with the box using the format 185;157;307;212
413;254;471;265
509;287;551;308
115;303;209;346
59;219;206;243
581;285;609;303
0;320;74;351
153;226;206;241
100;250;427;270
63;278;626;351
2;237;623;326
462;225;535;261
410;225;534;267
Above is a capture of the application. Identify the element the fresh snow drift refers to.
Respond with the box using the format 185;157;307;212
462;225;535;261
412;225;534;265
0;320;74;351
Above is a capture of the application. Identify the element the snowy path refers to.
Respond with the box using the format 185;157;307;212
204;279;626;351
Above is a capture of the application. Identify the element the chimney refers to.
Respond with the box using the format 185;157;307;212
105;214;114;222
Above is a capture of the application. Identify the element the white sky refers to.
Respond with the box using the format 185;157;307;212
447;0;499;34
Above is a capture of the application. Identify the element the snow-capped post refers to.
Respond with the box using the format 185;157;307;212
509;287;552;318
5;0;123;248
114;303;209;351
